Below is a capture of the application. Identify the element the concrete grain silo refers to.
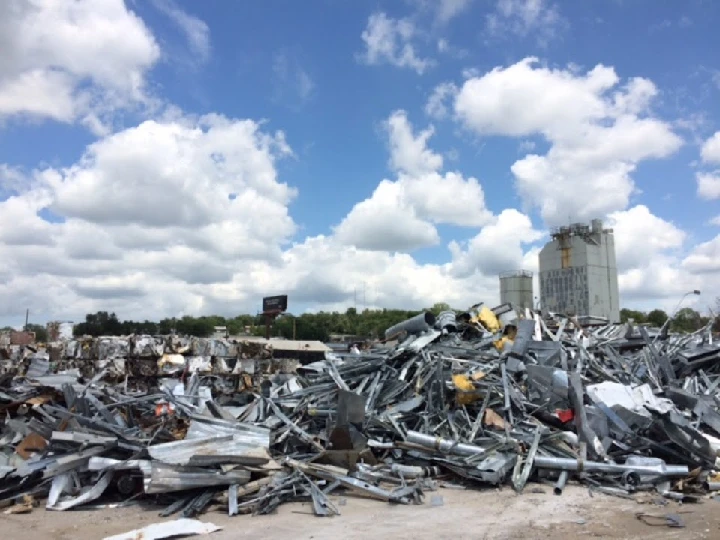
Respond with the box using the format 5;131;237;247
499;270;534;310
538;219;620;322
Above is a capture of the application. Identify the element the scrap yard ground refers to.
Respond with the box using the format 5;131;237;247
3;486;720;540
3;306;720;540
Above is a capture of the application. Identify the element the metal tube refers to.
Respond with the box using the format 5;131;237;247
534;456;689;477
405;431;485;457
553;470;569;495
385;312;437;339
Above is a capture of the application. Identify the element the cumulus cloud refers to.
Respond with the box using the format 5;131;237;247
334;110;494;252
386;111;443;175
683;235;720;274
0;112;301;324
332;184;441;251
0;0;160;133
0;106;510;325
603;206;698;303
449;209;544;277
485;0;567;47
701;131;720;164
697;173;720;200
452;58;683;226
358;12;434;74
608;205;685;272
1;33;715;326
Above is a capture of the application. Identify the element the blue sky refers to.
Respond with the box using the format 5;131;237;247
0;0;719;327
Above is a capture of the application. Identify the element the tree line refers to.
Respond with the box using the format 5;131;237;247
4;300;717;343
69;305;449;342
620;306;718;333
71;301;720;340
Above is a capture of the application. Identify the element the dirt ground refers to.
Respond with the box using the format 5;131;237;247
1;484;719;540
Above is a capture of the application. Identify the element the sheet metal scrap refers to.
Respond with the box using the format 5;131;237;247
1;307;719;519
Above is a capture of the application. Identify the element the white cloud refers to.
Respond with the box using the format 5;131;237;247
518;140;536;153
0;105;519;325
452;58;683;225
0;113;299;323
697;173;720;200
437;0;473;24
701;131;720;164
607;205;685;272
273;236;487;312
601;206;713;306
619;257;701;303
710;215;720;226
358;12;434;74
0;0;160;133
334;110;494;252
449;209;544;277
1;33;716;327
485;0;567;47
152;0;211;63
425;82;458;120
683;235;720;274
0;164;28;198
437;39;469;59
332;180;441;251
386;111;443;175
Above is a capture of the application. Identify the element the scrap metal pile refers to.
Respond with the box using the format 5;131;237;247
1;302;720;519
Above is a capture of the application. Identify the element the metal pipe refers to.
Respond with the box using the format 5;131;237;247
554;470;569;495
435;311;457;332
405;431;485;457
385;312;437;339
534;456;689;477
390;464;441;478
705;481;720;491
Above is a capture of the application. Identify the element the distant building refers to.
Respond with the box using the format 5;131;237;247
538;219;620;322
212;326;228;339
499;270;534;310
47;321;74;341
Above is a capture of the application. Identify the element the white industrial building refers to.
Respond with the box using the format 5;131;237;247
538;219;620;322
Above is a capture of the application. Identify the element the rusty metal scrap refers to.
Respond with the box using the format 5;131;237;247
0;305;720;519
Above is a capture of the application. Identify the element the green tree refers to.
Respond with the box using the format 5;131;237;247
26;323;48;342
620;308;646;324
428;302;454;316
646;309;668;328
671;308;705;333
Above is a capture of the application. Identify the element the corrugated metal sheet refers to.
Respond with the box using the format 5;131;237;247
26;356;50;378
144;462;251;493
185;418;270;448
240;337;330;353
148;435;269;466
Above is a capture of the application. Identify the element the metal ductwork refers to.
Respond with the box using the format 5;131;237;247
384;312;437;339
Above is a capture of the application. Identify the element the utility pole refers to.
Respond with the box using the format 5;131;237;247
24;309;29;330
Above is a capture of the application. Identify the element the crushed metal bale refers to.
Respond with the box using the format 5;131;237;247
1;302;720;520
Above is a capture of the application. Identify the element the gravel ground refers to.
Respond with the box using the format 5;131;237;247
1;485;719;540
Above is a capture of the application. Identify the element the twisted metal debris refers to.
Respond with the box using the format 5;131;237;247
1;302;720;519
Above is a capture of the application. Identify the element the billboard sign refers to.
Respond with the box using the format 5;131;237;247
262;295;288;313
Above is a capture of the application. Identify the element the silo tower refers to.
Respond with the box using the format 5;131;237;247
499;270;534;310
